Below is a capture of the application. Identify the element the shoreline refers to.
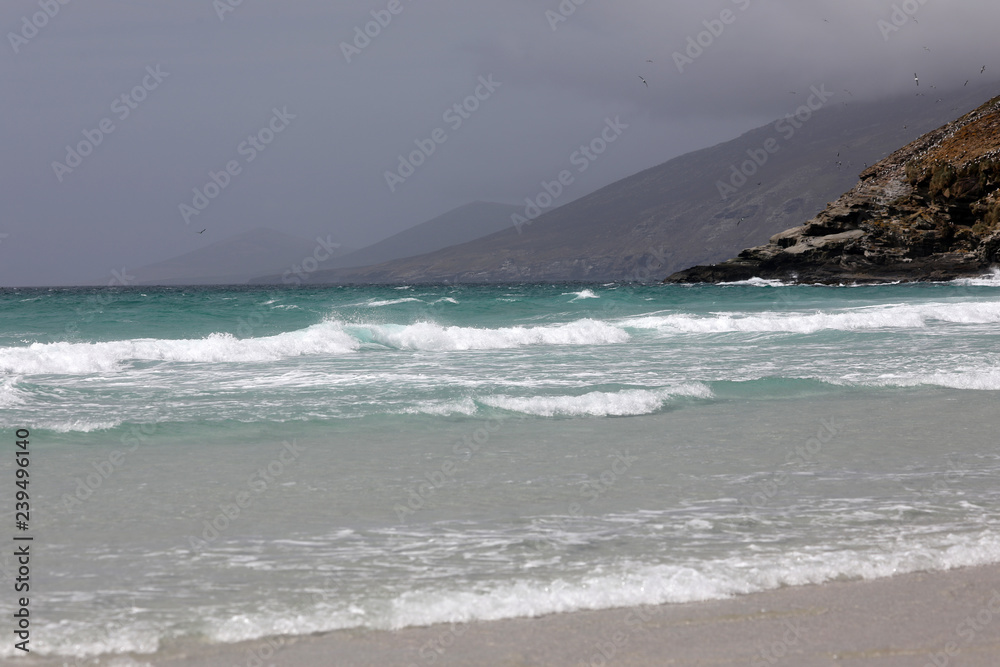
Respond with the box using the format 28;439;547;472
109;563;1000;666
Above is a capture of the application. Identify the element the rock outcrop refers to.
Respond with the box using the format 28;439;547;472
666;95;1000;284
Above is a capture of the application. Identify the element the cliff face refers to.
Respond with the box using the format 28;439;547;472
666;95;1000;284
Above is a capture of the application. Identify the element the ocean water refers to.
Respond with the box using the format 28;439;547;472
2;277;1000;662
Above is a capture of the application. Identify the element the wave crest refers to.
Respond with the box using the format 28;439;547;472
482;385;711;417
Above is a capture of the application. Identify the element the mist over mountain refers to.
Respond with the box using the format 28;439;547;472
121;228;346;286
282;83;999;284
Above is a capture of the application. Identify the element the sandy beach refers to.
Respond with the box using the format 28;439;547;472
110;564;1000;667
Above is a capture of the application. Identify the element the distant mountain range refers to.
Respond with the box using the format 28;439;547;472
129;84;999;287
248;201;520;284
127;201;520;286
125;228;348;286
269;82;999;284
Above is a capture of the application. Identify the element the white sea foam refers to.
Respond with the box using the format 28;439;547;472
565;289;600;301
13;525;1000;657
0;321;360;375
0;317;633;375
26;528;997;659
0;376;25;407
353;530;1000;632
482;385;711;417
860;368;1000;391
718;277;791;287
623;301;1000;335
358;319;629;352
403;398;479;416
42;419;122;433
950;268;1000;287
364;297;425;307
14;618;161;658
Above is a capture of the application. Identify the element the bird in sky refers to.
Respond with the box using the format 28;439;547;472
914;73;919;86
738;217;746;226
965;80;970;86
983;65;988;74
198;229;206;234
638;75;647;87
646;59;653;63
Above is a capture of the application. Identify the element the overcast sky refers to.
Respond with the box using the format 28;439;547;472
2;0;998;285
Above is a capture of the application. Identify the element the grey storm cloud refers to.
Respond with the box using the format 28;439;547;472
1;0;997;285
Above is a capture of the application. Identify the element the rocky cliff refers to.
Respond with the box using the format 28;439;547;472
666;95;1000;284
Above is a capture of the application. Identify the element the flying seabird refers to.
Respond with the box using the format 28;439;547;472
914;73;919;86
982;66;987;74
638;75;647;87
198;229;206;234
965;80;970;86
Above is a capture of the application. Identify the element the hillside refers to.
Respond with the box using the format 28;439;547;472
293;84;999;284
249;202;521;284
334;201;520;269
128;228;343;286
666;94;1000;284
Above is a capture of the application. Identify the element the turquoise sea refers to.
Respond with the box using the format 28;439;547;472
1;277;1000;662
